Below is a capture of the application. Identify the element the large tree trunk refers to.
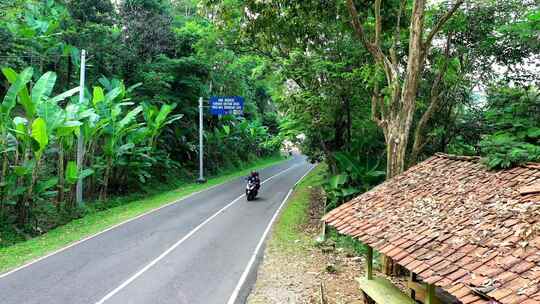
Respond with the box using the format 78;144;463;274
347;0;464;276
380;0;427;275
347;0;462;176
389;0;426;175
386;124;409;178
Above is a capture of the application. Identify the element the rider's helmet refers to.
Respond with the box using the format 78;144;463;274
251;171;259;177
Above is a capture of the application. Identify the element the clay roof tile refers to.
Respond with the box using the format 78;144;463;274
323;154;540;303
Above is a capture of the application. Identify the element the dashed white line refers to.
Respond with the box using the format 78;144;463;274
95;164;300;304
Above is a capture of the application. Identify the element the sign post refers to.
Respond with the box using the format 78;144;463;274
197;96;205;183
197;95;244;184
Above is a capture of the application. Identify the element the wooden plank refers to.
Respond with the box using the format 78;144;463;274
357;277;416;304
366;246;373;280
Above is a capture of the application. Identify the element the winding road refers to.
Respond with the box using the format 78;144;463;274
0;156;314;304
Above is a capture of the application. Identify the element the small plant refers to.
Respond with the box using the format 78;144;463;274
326;227;368;256
324;152;385;210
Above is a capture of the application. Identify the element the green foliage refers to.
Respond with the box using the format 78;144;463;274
0;0;283;239
65;161;79;185
31;118;48;158
2;67;33;117
326;227;368;257
203;1;391;212
3;0;536;256
480;87;540;169
324;152;385;210
481;134;540;169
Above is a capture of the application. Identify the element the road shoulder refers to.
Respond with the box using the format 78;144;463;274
247;164;365;304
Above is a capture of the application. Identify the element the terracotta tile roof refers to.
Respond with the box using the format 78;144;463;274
323;154;540;304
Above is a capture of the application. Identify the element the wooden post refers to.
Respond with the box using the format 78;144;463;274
409;272;417;299
366;246;373;280
425;283;435;304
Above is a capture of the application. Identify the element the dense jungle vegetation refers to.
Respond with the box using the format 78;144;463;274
0;0;539;247
0;0;282;242
204;0;539;209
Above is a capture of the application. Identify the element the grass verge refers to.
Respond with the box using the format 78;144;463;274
0;155;287;274
326;227;368;256
270;163;369;257
272;163;326;251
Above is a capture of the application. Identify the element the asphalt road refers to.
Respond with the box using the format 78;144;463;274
0;155;314;304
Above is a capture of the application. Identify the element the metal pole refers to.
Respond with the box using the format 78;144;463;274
76;50;86;206
197;97;206;183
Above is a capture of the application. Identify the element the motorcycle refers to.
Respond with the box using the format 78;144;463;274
246;178;259;201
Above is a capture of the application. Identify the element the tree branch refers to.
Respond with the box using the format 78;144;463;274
374;0;382;48
410;32;453;164
390;0;406;67
347;0;396;88
346;0;377;56
423;0;464;50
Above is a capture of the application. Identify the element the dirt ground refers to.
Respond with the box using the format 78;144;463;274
247;188;366;304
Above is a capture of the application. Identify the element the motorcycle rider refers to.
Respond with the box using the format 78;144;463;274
248;171;261;191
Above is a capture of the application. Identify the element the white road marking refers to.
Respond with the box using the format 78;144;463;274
227;165;316;304
0;182;226;280
0;160;295;279
94;164;300;304
294;165;316;187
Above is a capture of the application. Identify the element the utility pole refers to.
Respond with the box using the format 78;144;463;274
197;80;213;183
76;50;86;206
197;97;206;183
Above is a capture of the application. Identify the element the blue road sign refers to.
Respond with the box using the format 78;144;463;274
210;96;244;116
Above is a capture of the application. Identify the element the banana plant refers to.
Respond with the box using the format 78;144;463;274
65;160;93;187
2;68;80;223
87;80;145;200
142;103;183;150
23;71;60;212
98;104;143;199
324;152;386;210
55;112;85;204
0;67;33;207
30;72;81;206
